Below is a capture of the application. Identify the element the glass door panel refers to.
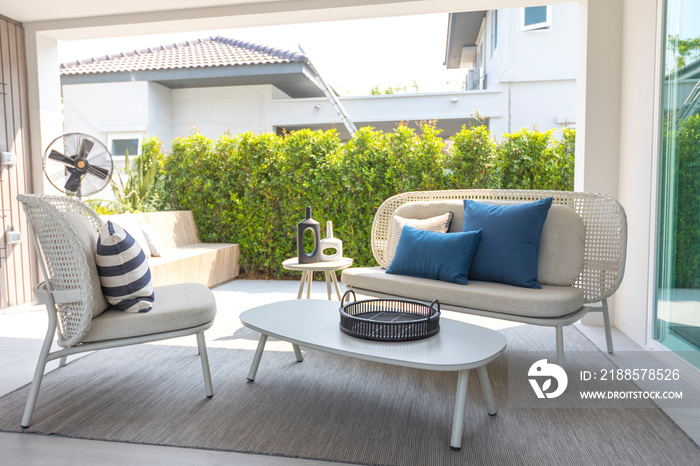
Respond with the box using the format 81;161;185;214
655;0;700;365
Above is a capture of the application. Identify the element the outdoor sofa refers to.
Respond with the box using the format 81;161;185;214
105;210;239;288
341;189;627;363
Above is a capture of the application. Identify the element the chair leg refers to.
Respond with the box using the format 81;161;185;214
58;356;68;367
22;332;55;428
196;331;214;398
555;326;564;366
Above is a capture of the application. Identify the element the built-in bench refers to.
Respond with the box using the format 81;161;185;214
341;189;627;363
105;211;239;288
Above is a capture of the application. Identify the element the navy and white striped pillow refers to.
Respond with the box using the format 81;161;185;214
96;221;155;313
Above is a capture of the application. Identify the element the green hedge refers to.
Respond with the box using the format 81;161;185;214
154;123;575;277
660;114;700;289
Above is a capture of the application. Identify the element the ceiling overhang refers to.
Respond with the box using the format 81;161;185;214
444;11;487;69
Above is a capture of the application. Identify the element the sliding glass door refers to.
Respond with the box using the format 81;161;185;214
655;0;700;365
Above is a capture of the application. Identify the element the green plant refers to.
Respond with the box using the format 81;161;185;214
667;34;700;72
665;114;700;288
446;122;499;188
111;138;163;212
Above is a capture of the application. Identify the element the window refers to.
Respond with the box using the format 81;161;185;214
111;139;139;156
106;132;144;157
520;6;552;31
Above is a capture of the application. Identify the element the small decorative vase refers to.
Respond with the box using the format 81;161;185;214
320;221;343;261
297;206;321;264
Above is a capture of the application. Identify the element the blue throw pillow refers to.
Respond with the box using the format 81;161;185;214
462;197;553;289
386;226;482;285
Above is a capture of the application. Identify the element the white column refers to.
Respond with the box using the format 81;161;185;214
575;0;624;326
24;29;63;195
574;0;623;197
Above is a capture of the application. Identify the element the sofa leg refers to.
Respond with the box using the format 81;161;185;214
601;299;614;354
555;326;564;366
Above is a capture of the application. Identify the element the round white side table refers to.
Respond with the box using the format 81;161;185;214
282;257;353;300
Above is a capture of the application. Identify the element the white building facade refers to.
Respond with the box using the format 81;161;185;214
445;4;578;136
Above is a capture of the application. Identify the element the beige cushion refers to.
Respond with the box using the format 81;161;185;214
384;212;454;268
139;222;165;257
82;282;216;342
342;267;583;319
389;200;585;286
63;211;110;318
106;213;152;258
537;205;585;286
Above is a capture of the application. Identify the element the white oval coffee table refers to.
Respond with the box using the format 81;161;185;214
240;299;507;450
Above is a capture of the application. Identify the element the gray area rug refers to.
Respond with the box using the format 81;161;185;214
0;324;698;466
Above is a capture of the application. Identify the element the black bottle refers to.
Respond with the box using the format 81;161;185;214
297;206;321;263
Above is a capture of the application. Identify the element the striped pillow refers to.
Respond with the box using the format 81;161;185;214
96;220;155;313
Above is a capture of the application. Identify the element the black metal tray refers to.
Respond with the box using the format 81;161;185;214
339;290;440;342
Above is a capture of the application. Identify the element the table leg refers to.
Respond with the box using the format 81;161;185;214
296;271;308;299
450;369;470;450
477;365;497;416
324;271;332;300
292;344;304;362
330;270;342;300
247;333;268;382
306;270;312;299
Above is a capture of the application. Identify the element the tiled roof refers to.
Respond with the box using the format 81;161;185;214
60;36;308;75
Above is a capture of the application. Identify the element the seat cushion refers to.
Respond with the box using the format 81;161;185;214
342;267;583;319
82;283;216;342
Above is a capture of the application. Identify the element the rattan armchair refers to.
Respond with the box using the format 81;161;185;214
17;194;216;428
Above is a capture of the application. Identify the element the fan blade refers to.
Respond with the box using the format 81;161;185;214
79;138;94;159
48;150;75;166
64;170;82;193
87;164;110;179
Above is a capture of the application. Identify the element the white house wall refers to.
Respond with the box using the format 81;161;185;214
501;4;578;82
147;82;174;146
171;84;277;139
475;4;577;136
271;91;502;130
62;81;150;138
506;79;577;132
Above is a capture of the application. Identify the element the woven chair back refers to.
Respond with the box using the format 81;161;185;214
18;194;104;347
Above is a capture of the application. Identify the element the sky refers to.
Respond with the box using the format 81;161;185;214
58;14;467;96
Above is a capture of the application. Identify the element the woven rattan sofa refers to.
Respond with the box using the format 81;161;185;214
341;189;627;363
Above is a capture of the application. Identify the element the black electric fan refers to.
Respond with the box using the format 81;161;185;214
42;133;114;197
